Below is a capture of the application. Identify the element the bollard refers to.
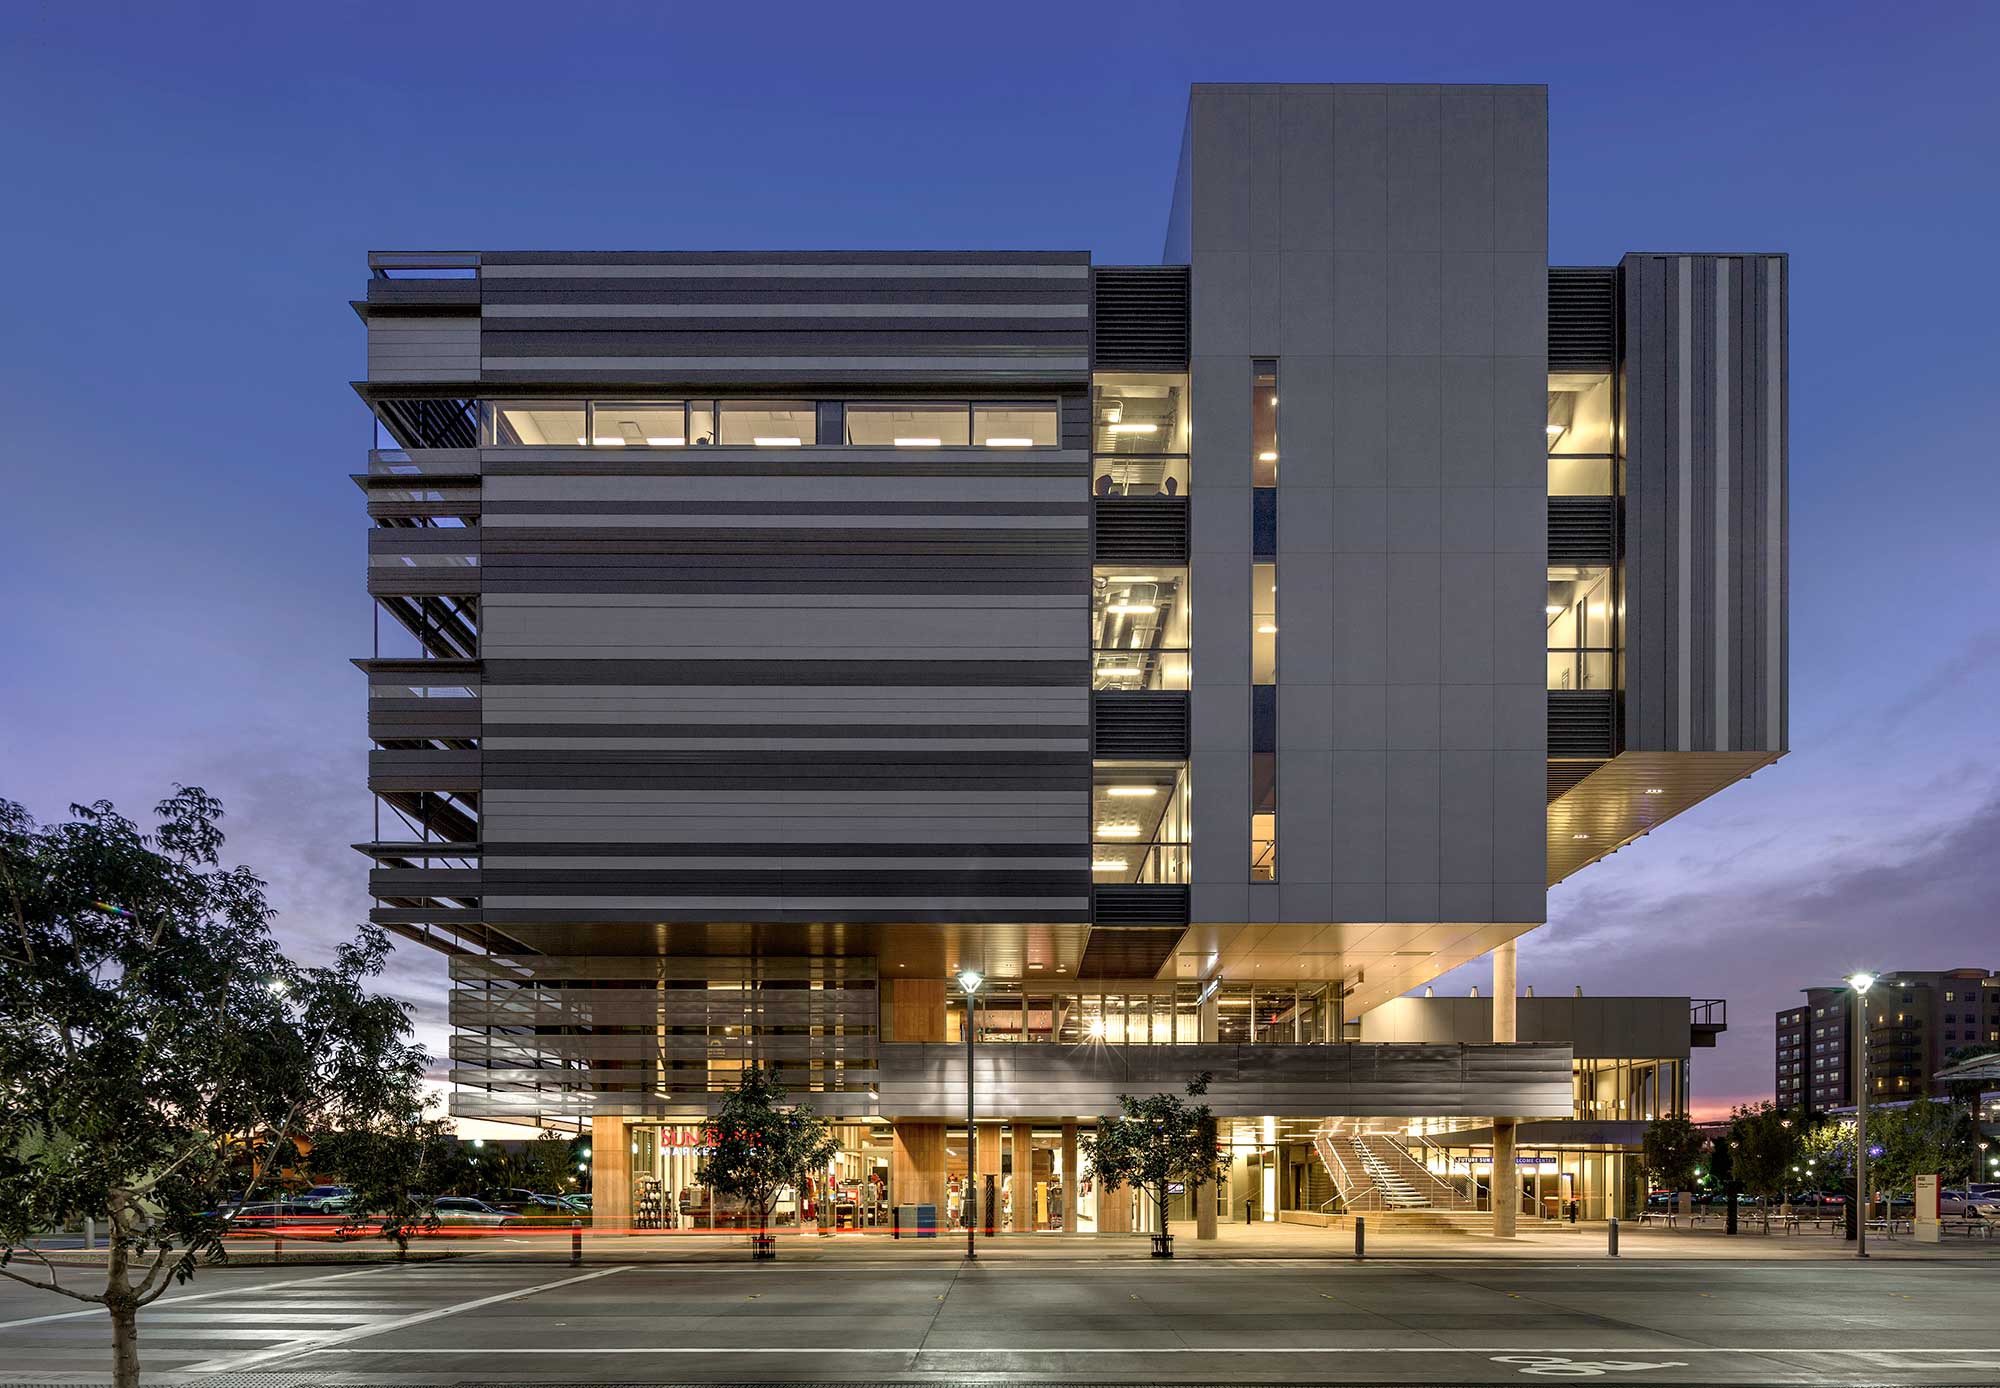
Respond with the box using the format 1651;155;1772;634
84;1217;94;1251
1607;1217;1619;1257
1354;1215;1365;1260
273;1232;284;1262
570;1218;582;1266
892;1208;900;1240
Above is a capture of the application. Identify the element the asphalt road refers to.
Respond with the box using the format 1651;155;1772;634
1;1255;1996;1384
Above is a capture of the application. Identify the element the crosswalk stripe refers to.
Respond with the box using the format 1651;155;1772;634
0;1263;402;1332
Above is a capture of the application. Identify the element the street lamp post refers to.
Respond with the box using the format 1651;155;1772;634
1849;972;1875;1259
957;969;983;1260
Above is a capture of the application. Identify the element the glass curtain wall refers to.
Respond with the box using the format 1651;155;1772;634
1250;360;1279;880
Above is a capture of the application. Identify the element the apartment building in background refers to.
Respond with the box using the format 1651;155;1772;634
354;82;1785;1235
1777;968;2000;1111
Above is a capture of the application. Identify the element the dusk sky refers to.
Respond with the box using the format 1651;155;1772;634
3;2;1996;1126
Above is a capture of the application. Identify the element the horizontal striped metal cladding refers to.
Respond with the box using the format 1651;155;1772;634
1091;265;1191;370
1548;266;1618;373
464;451;1092;929
873;1043;1577;1120
477;251;1090;384
1621;253;1787;755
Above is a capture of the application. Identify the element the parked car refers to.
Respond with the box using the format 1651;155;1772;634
1940;1189;2000;1217
428;1196;523;1228
561;1193;592;1213
292;1185;354;1213
483;1188;575;1215
1702;1191;1762;1208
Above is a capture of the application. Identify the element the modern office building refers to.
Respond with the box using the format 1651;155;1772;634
354;82;1784;1235
1777;969;1998;1111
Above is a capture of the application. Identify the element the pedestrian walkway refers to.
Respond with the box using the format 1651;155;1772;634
0;1260;622;1381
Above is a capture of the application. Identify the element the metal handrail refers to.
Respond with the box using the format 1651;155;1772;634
1366;1134;1475;1210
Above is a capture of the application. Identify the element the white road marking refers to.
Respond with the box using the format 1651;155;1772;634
1492;1355;1690;1377
0;1262;401;1332
179;1263;631;1374
141;1311;383;1323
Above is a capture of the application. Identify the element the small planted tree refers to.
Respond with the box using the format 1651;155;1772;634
0;790;428;1388
1639;1113;1704;1207
1080;1072;1230;1257
696;1065;838;1260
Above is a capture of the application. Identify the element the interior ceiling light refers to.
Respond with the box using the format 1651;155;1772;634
1096;825;1142;837
1098;668;1142;678
1107;422;1159;434
645;437;685;446
893;437;942;447
1257;624;1278;634
1091;859;1129;871
1546;423;1567;437
1106;574;1159;583
1546;605;1564;615
753;436;802;446
1644;787;1665;795
1258;451;1278;461
985;437;1033;447
1572;832;1591;840
1106;786;1159;797
1106;603;1158;615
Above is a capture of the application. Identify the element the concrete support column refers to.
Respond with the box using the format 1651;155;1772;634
1097;1178;1132;1233
1060;1123;1078;1232
1491;938;1519;1238
590;1114;630;1233
977;1121;1004;1234
1010;1120;1033;1231
891;1120;946;1211
1197;1178;1219;1239
1492;1118;1519;1238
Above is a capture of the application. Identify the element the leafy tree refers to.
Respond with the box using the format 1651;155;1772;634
307;1113;455;1256
1728;1102;1804;1229
522;1131;582;1196
1707;1131;1741;1233
1872;1098;1971;1194
1079;1073;1229;1256
696;1065;838;1260
0;790;428;1388
1638;1114;1704;1197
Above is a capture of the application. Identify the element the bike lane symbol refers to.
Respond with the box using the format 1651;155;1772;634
1490;1354;1691;1377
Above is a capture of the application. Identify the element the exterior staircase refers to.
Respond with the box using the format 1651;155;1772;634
1311;1123;1477;1215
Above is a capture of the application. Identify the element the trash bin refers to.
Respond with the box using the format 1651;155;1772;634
915;1203;938;1238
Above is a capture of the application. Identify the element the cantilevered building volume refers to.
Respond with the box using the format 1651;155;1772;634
354;83;1783;1235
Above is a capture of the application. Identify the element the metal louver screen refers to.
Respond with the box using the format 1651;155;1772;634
1093;692;1189;759
1547;497;1617;566
1094;498;1189;565
1547;759;1607;802
1547;690;1618;758
1093;266;1190;370
1548;267;1618;373
1090;886;1190;927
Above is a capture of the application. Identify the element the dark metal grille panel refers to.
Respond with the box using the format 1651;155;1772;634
1547;758;1607;802
1549;266;1618;373
1093;692;1189;758
1092;265;1190;370
1548;496;1617;566
1093;497;1189;564
375;397;479;450
1090;884;1190;927
1547;690;1618;758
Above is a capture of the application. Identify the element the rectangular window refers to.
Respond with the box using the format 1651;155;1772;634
843;402;971;447
975;401;1059;448
588;401;687;446
1091;764;1190;884
484;401;586;446
1547;372;1614;496
1092;567;1189;690
1546;565;1616;690
1252;563;1278;684
717;400;815;446
1252;360;1279;486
